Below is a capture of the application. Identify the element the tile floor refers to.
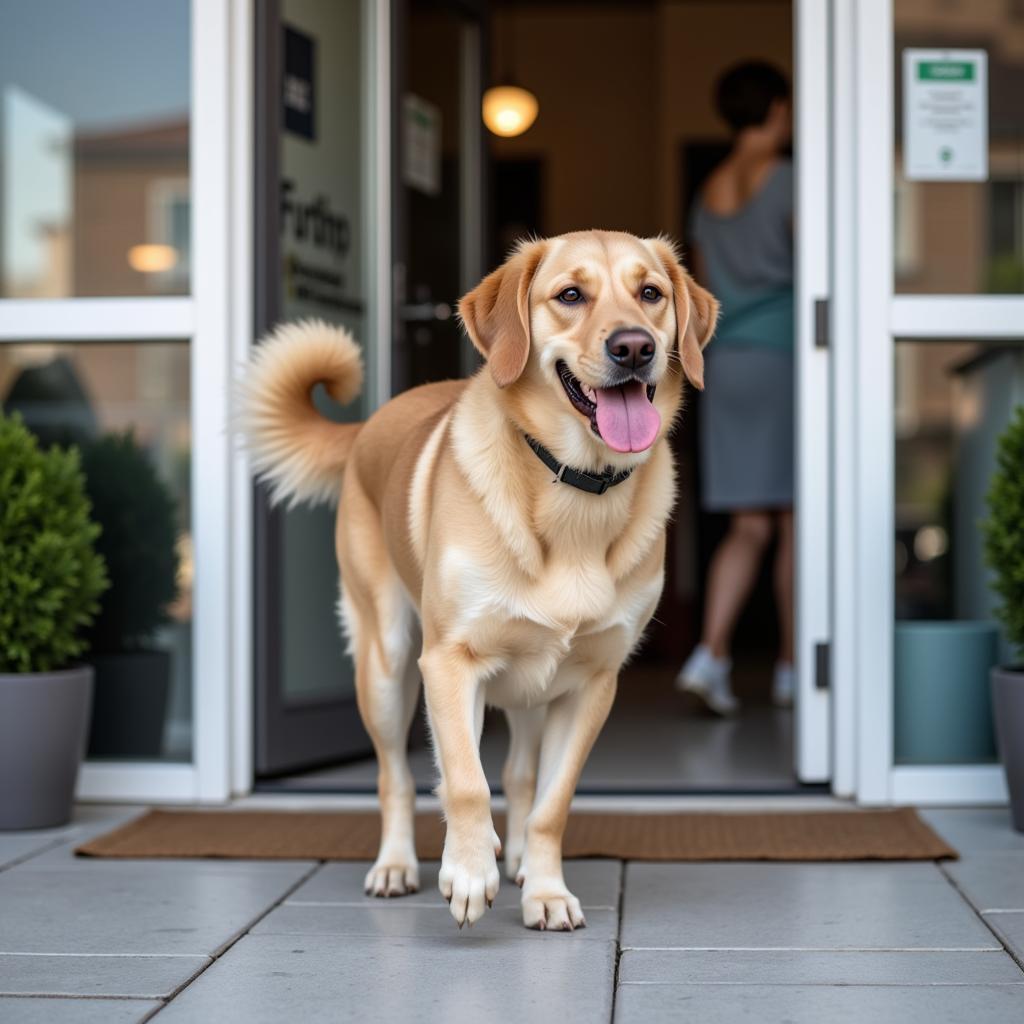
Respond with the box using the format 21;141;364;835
267;666;799;795
0;804;1022;1022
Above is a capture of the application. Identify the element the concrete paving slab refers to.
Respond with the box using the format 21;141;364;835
0;831;71;872
288;859;621;909
919;809;1024;855
0;997;161;1023
4;808;152;870
153;932;616;1024
0;861;314;956
613;982;1024;1023
620;862;999;950
944;853;1024;912
985;912;1024;964
254;902;618;943
0;802;139;871
0;954;209;998
617;948;1024;985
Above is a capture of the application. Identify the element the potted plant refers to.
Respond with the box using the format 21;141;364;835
80;433;180;759
0;413;108;830
983;405;1024;832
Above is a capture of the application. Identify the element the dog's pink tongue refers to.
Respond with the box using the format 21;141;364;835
593;381;661;453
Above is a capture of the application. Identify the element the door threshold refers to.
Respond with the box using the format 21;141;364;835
253;779;828;798
240;788;846;814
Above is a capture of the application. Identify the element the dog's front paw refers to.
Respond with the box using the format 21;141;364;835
439;830;501;928
521;878;586;932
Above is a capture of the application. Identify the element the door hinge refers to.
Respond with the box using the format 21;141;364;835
814;297;830;349
815;641;831;690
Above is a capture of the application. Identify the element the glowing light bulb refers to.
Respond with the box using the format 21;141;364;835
482;86;538;138
128;244;178;273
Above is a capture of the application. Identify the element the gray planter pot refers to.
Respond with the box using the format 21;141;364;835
992;665;1024;833
87;650;170;759
0;666;93;830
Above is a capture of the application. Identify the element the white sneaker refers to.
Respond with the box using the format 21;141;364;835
676;644;740;716
772;662;795;708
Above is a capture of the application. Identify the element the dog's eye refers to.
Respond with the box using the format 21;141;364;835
641;285;663;303
556;287;583;304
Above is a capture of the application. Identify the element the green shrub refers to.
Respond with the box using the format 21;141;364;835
80;432;180;652
0;413;108;673
983;405;1024;662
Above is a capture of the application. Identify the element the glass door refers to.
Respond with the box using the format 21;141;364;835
254;0;384;775
253;0;484;777
392;0;485;392
849;0;1024;804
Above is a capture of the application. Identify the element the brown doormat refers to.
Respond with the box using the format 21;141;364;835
75;808;956;862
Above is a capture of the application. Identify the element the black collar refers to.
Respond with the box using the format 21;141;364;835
524;435;635;495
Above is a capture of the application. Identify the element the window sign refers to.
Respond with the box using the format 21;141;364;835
903;49;987;182
403;94;441;197
279;8;361;321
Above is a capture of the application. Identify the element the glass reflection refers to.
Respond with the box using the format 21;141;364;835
0;0;190;298
894;0;1024;294
893;340;1024;765
0;342;192;761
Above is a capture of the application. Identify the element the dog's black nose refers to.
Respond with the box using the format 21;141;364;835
605;328;656;370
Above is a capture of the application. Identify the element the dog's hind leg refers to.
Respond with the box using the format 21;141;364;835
333;468;417;892
337;469;421;898
501;707;545;882
342;578;421;897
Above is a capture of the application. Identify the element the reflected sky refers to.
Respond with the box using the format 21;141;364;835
1;0;190;296
0;0;189;131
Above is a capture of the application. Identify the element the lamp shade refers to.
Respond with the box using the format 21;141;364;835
482;85;538;138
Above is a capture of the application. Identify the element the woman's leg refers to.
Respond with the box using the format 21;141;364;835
773;508;794;665
702;511;775;659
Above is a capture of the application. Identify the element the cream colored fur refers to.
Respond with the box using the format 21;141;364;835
236;318;363;507
237;231;717;931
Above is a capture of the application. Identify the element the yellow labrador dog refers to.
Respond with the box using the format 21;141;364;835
239;230;717;931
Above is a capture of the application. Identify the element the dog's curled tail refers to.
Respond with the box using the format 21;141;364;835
237;319;364;508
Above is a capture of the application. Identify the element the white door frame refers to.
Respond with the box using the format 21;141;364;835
830;0;859;799
850;0;895;805
794;0;832;784
230;0;257;798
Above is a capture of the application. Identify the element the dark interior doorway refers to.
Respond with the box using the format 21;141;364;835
258;0;807;796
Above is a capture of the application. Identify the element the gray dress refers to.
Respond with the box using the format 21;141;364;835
690;160;795;511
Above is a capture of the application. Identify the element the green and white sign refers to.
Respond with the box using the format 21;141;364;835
903;49;987;181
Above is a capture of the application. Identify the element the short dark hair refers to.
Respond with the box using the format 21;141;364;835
715;61;790;132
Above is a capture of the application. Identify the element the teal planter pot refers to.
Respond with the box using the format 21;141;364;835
895;621;999;765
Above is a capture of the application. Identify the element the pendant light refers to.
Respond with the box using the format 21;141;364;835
482;17;538;138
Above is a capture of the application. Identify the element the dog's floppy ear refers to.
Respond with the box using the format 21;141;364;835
648;237;719;391
458;239;547;389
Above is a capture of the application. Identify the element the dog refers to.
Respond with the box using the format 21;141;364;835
238;230;717;930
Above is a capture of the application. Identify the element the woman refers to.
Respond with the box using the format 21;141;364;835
677;61;795;716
